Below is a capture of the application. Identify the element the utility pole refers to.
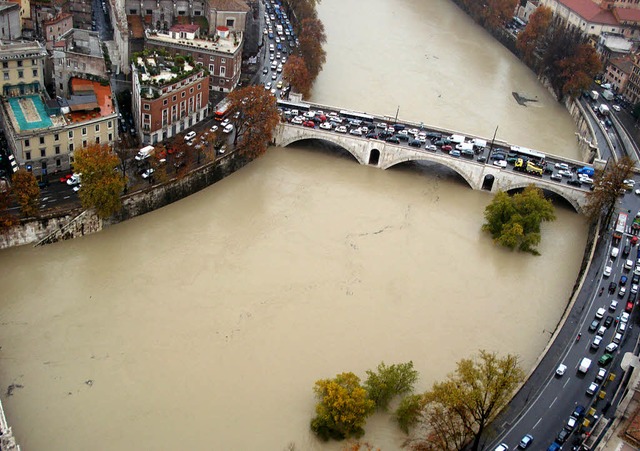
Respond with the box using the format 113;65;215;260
488;125;499;157
394;105;399;124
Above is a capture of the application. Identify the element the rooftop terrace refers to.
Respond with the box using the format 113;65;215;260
145;28;243;55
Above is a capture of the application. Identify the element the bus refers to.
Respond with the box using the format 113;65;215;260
214;99;232;121
510;145;546;165
339;109;375;124
614;212;628;242
276;99;310;113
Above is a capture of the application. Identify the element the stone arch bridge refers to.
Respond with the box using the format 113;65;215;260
273;123;589;213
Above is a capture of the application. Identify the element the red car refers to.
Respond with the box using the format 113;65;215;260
302;120;315;128
626;301;634;313
59;174;72;183
632;236;639;246
441;145;453;152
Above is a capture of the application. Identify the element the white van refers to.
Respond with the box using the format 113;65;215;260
471;138;487;149
185;131;196;141
449;134;466;144
611;247;620;258
455;142;474;152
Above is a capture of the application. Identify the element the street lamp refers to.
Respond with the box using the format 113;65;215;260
488;125;499;157
394;105;399;124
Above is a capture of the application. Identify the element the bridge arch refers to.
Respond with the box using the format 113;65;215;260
275;132;367;165
381;156;479;190
504;182;583;213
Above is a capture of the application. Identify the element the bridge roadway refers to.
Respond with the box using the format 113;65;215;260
273;101;591;213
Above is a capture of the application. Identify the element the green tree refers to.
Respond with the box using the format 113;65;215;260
311;372;375;441
482;185;556;255
395;394;424;434
364;361;419;411
418;351;525;451
227;85;281;158
11;169;40;217
584;156;635;227
73;143;126;218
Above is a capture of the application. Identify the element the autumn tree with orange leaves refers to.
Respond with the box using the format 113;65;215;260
516;5;553;64
298;18;327;79
11;169;40;217
227;85;280;159
73;143;125;218
283;55;312;98
0;185;17;232
481;0;518;31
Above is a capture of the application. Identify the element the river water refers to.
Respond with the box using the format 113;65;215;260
0;0;587;450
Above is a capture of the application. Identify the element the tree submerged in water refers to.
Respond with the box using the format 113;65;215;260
482;185;556;255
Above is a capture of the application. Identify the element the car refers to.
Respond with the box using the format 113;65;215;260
624;179;636;187
618;321;628;333
493;160;507;168
604;266;612;277
589;319;600;332
59;173;73;183
184;131;196;141
349;128;363;136
604;315;614;327
494;444;509;451
217;144;227;155
613;105;621;112
477;156;487;162
555;162;570;170
441;144;453;152
141;168;155;179
619;286;627;297
558;169;573;177
210;125;219;132
634;274;640;284
490;152;506;160
606;342;618;353
551;173;562;181
302;120;315;128
291;116;304;125
621;311;630;323
408;139;422;148
599;353;613;366
566;415;578;430
613;332;623;343
620;275;628;285
385;136;400;144
586;382;599;396
626;259;634;270
610;299;619;311
276;80;284;89
609;281;617;294
556;363;567;376
547;443;561;451
450;150;461;157
612;247;620;258
579;176;594;184
556;428;570;444
628;301;636;313
319;122;332;130
635;265;640;276
335;125;348;134
596;367;607;381
573;405;586;419
597;325;607;336
264;82;272;90
66;173;81;186
591;335;602;349
633;284;639;294
518;434;533;449
223;124;234;133
567;178;582;187
595;307;605;319
72;184;81;192
220;118;230;127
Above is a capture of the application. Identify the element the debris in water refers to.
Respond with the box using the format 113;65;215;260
6;384;23;396
512;92;539;106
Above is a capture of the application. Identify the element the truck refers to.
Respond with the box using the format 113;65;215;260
614;212;628;243
578;357;592;374
455;142;474;152
525;161;543;176
590;90;599;101
599;104;610;116
576;166;594;177
134;145;155;161
602;90;614;101
449;134;466;144
471;138;487;149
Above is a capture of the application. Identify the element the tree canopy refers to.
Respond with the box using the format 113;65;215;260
283;55;312;98
73;143;126;218
584;156;635;226
364;361;419;411
227;85;281;158
311;372;375;441
11;169;40;217
413;351;524;451
298;18;327;80
0;185;18;232
516;6;553;65
482;185;556;255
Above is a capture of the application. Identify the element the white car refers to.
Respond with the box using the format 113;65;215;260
621;312;630;323
596;367;607;381
291;116;304;125
619;321;627;333
624;179;636;187
611;247;620;258
335;125;348;133
613;332;623;343
556;363;567;376
633;284;639;295
586;382;599;396
223;124;234;134
72;184;81;193
610;299;619;311
555;162;570;170
141;168;155;179
558;169;573;177
493;160;507;168
604;266;612;277
184;131;196;141
612;105;621;112
210;125;218;132
349;128;363;136
221;118;230;127
566;415;578;430
579;176;593;184
606;342;618;353
636;189;640;195
595;307;606;319
591;335;602;349
319;122;332;130
626;259;634;270
66;173;81;186
597;325;607;336
494;444;508;451
264;82;272;90
619;286;627;297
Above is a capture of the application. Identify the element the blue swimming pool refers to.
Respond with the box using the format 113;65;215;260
8;95;52;130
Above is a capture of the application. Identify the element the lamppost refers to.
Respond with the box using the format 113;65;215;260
488;125;499;158
394;105;399;124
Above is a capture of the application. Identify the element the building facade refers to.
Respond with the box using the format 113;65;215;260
132;52;209;144
145;24;242;93
0;40;46;96
43;12;72;49
0;2;21;40
604;55;633;93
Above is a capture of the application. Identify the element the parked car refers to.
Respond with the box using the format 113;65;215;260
223;124;234;134
141;168;155;179
184;131;196;141
586;382;599;396
518;434;533;449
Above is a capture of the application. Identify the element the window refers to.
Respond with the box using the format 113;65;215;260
54;133;59;141
3;72;7;80
82;139;87;148
55;146;60;154
2;62;7;69
32;69;37;77
108;133;112;141
56;159;61;168
129;9;137;14
194;10;201;16
209;64;214;72
220;66;226;77
146;9;152;14
17;70;23;78
82;127;87;136
95;137;100;144
108;121;112;129
190;87;194;94
181;92;185;98
95;124;100;132
221;58;226;64
25;151;30;160
68;131;73;138
69;143;74;151
172;95;177;102
31;59;36;66
41;161;46;171
39;136;44;145
197;83;201;90
144;104;150;110
17;60;22;67
40;149;46;157
163;99;168;106
24;139;30;147
226;18;235;28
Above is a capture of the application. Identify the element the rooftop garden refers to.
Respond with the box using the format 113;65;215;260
131;50;208;92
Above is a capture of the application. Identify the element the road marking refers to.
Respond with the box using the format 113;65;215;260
63;196;70;199
563;377;572;388
533;417;542;429
549;397;557;408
